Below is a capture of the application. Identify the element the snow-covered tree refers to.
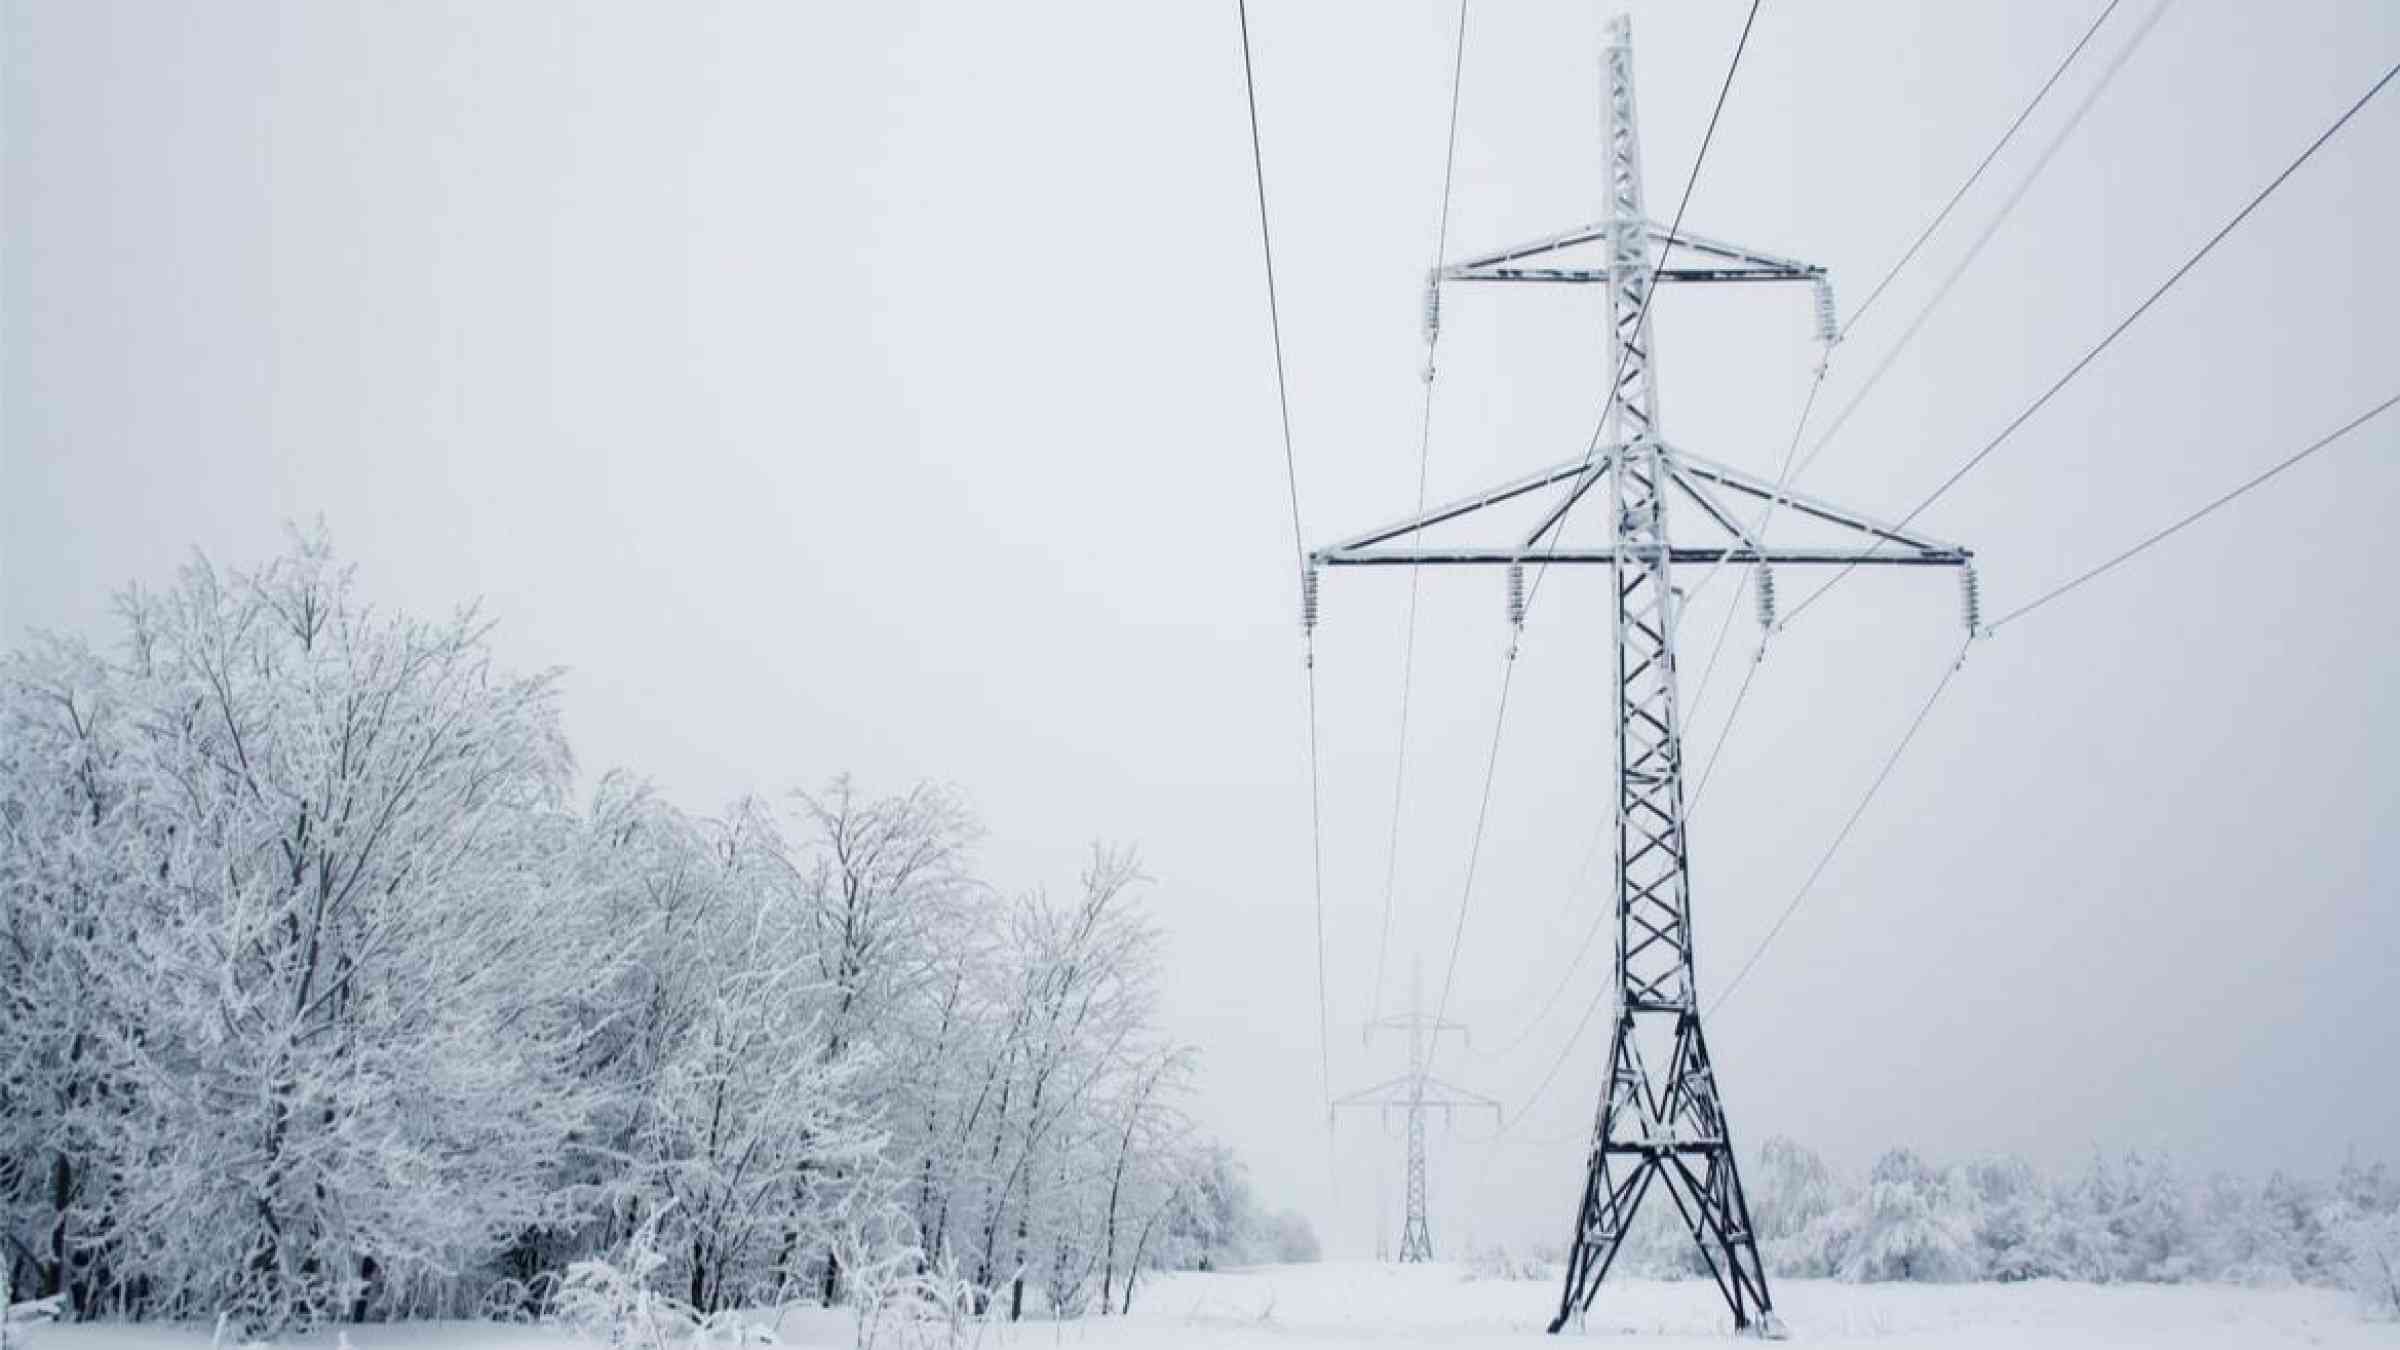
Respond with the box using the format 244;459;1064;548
0;636;147;1315
2101;1150;2196;1283
1160;1143;1254;1273
963;848;1155;1316
2258;1171;2344;1285
1752;1137;1845;1275
1956;1155;2074;1282
104;537;602;1327
786;777;980;1305
1837;1150;1975;1283
2335;1210;2400;1319
1093;1048;1194;1314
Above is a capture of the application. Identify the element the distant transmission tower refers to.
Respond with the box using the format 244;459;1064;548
1332;960;1500;1263
1303;14;1976;1335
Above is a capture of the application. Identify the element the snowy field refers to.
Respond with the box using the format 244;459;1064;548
30;1264;2397;1350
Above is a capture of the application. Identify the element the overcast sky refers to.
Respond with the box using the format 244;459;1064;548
7;0;2397;1259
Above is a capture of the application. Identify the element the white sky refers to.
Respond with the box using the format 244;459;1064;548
7;0;2398;1259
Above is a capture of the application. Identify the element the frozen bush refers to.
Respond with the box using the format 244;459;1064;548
1463;1246;1549;1282
835;1231;983;1350
553;1206;769;1350
2336;1212;2400;1320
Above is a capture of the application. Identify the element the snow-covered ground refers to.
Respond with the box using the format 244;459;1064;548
29;1263;2397;1350
1111;1263;2394;1346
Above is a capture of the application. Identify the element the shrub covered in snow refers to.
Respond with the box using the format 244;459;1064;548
833;1232;984;1350
1463;1245;1553;1283
2335;1211;2400;1320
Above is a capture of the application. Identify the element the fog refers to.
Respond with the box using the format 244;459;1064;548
7;0;2396;1259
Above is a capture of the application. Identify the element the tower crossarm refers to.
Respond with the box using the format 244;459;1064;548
1440;220;1614;278
1310;446;1972;570
1330;1077;1498;1113
1330;1074;1417;1111
1366;1013;1470;1040
1415;1076;1504;1115
1316;545;1966;567
1670;446;1970;558
1438;220;1826;287
1311;449;1616;560
1644;222;1824;283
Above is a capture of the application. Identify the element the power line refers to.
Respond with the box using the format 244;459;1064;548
1674;0;2166;844
1674;370;1825;722
1233;0;1338;1148
1678;374;1824;827
1797;0;2172;483
1428;0;1768;1041
1705;637;1973;1017
1427;646;1519;1038
1481;804;1617;1063
1490;898;1610;1059
1672;0;2158;787
1687;642;1767;818
1668;364;1833;808
1370;0;1474;1032
1700;389;2400;1019
1838;0;2128;339
1785;52;2400;628
1487;794;1621;1062
1460;969;1606;1249
1667;0;2209;1035
1235;2;1307;569
1494;978;1615;1146
1987;390;2400;633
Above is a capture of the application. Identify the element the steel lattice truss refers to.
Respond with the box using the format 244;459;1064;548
1331;961;1500;1264
1304;13;1974;1338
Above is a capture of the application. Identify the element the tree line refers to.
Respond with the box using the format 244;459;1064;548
0;533;1309;1332
1540;1137;2399;1313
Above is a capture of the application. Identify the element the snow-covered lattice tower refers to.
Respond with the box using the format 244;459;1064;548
1332;960;1499;1263
1304;13;1975;1335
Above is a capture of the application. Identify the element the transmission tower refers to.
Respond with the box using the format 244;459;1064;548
1331;960;1500;1263
1303;14;1976;1336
